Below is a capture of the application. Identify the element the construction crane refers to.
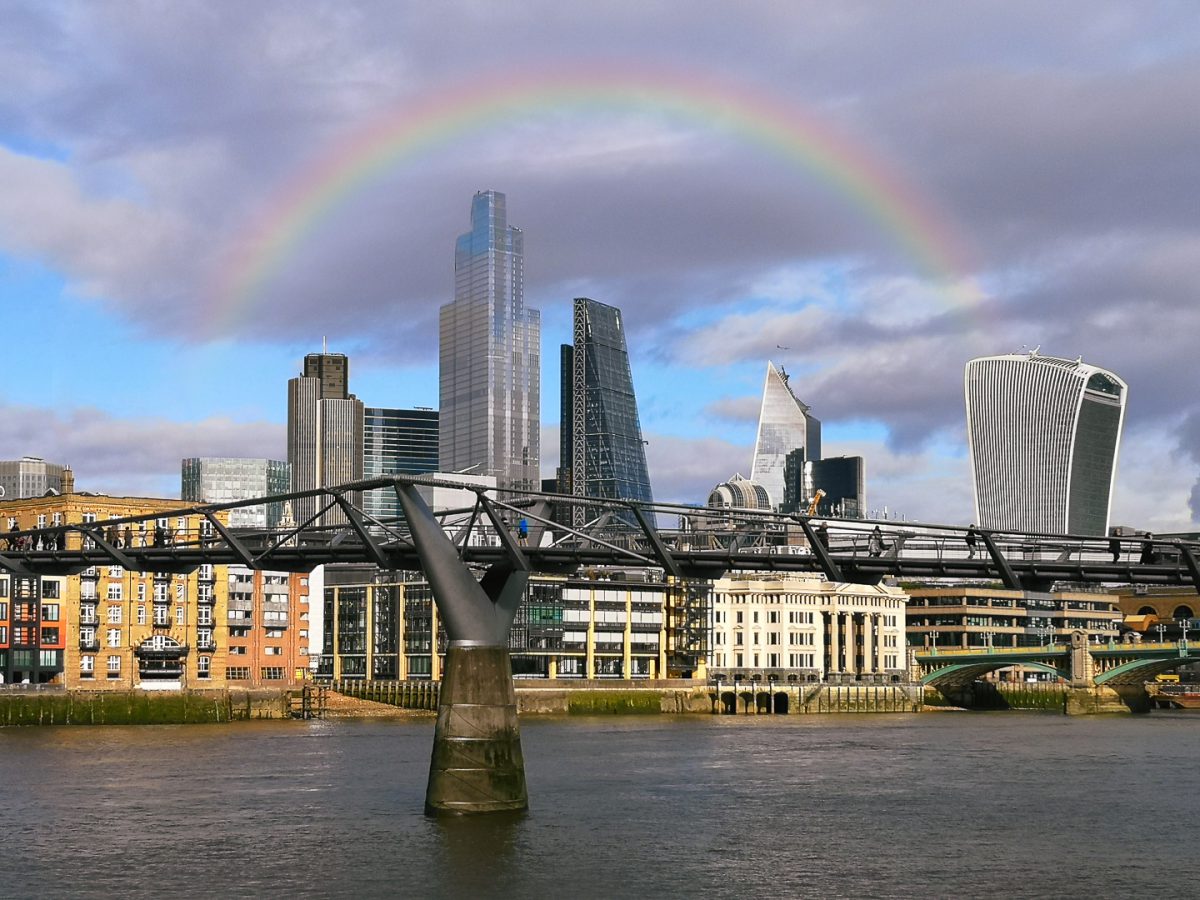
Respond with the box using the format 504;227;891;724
804;489;826;517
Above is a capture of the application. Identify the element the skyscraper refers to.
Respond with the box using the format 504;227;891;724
363;407;439;524
965;350;1127;535
287;351;364;527
750;361;820;510
439;191;540;490
559;298;654;515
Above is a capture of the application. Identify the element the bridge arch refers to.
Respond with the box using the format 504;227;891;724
1172;605;1195;620
920;660;1066;689
1094;656;1188;686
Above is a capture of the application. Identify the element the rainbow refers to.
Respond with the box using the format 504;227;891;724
216;66;983;328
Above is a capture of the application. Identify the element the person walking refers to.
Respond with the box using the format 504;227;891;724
517;518;529;546
1139;533;1155;565
868;525;884;558
966;525;979;559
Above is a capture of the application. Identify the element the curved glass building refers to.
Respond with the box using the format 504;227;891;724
750;361;820;510
965;351;1127;535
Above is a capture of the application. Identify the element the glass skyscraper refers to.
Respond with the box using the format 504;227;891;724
965;351;1127;535
363;407;439;525
751;361;820;510
181;457;290;528
560;298;654;517
439;191;541;490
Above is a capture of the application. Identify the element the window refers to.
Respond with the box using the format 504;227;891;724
137;582;146;601
229;646;247;655
265;628;284;638
198;608;212;626
198;656;211;679
0;601;6;618
41;604;59;622
176;606;184;625
80;655;94;675
107;566;121;578
41;580;60;599
261;667;285;680
40;627;59;644
107;629;121;648
0;626;6;643
80;627;95;644
226;666;250;680
107;655;121;672
107;584;122;602
107;606;122;624
153;607;169;626
137;606;146;625
265;646;282;656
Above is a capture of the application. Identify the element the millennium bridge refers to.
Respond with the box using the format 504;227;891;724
3;475;1197;814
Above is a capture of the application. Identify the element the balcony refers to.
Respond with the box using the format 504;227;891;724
196;639;216;652
79;639;100;651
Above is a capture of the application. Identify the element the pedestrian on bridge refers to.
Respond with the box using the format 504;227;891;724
966;525;979;558
868;526;884;557
1140;533;1156;565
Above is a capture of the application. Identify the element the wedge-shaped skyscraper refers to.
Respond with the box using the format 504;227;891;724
965;351;1127;535
560;298;654;516
750;361;820;509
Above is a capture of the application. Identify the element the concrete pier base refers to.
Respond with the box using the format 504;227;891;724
425;644;527;816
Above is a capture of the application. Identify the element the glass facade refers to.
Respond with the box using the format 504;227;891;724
561;298;654;517
362;408;439;525
439;191;541;490
180;458;290;528
965;352;1127;535
751;362;816;510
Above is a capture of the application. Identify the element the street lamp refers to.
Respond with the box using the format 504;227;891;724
1156;622;1167;644
929;630;940;654
1182;620;1191;646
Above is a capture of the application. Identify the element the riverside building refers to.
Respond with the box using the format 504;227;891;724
0;492;310;689
708;573;908;683
318;567;710;681
965;350;1127;535
905;586;1121;650
439;190;541;490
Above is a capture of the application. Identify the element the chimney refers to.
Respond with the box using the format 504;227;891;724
61;466;75;495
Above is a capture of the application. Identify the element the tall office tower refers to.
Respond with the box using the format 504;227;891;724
363;407;439;525
750;361;820;510
0;457;67;499
181;458;290;528
965;350;1127;535
287;352;365;527
439;191;541;490
560;298;655;519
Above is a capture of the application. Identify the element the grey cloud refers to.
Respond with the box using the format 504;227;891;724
704;395;761;425
0;403;284;499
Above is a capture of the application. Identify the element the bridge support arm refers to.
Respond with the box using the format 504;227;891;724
978;531;1021;590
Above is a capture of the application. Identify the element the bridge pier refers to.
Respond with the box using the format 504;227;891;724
396;484;530;816
427;644;527;814
1065;684;1150;715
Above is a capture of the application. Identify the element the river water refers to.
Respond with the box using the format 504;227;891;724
1;712;1195;898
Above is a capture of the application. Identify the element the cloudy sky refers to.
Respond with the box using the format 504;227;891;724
1;1;1198;529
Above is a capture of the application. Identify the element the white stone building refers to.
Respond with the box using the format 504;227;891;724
709;573;908;683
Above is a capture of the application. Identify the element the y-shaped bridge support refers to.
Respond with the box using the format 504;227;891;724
396;485;529;816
